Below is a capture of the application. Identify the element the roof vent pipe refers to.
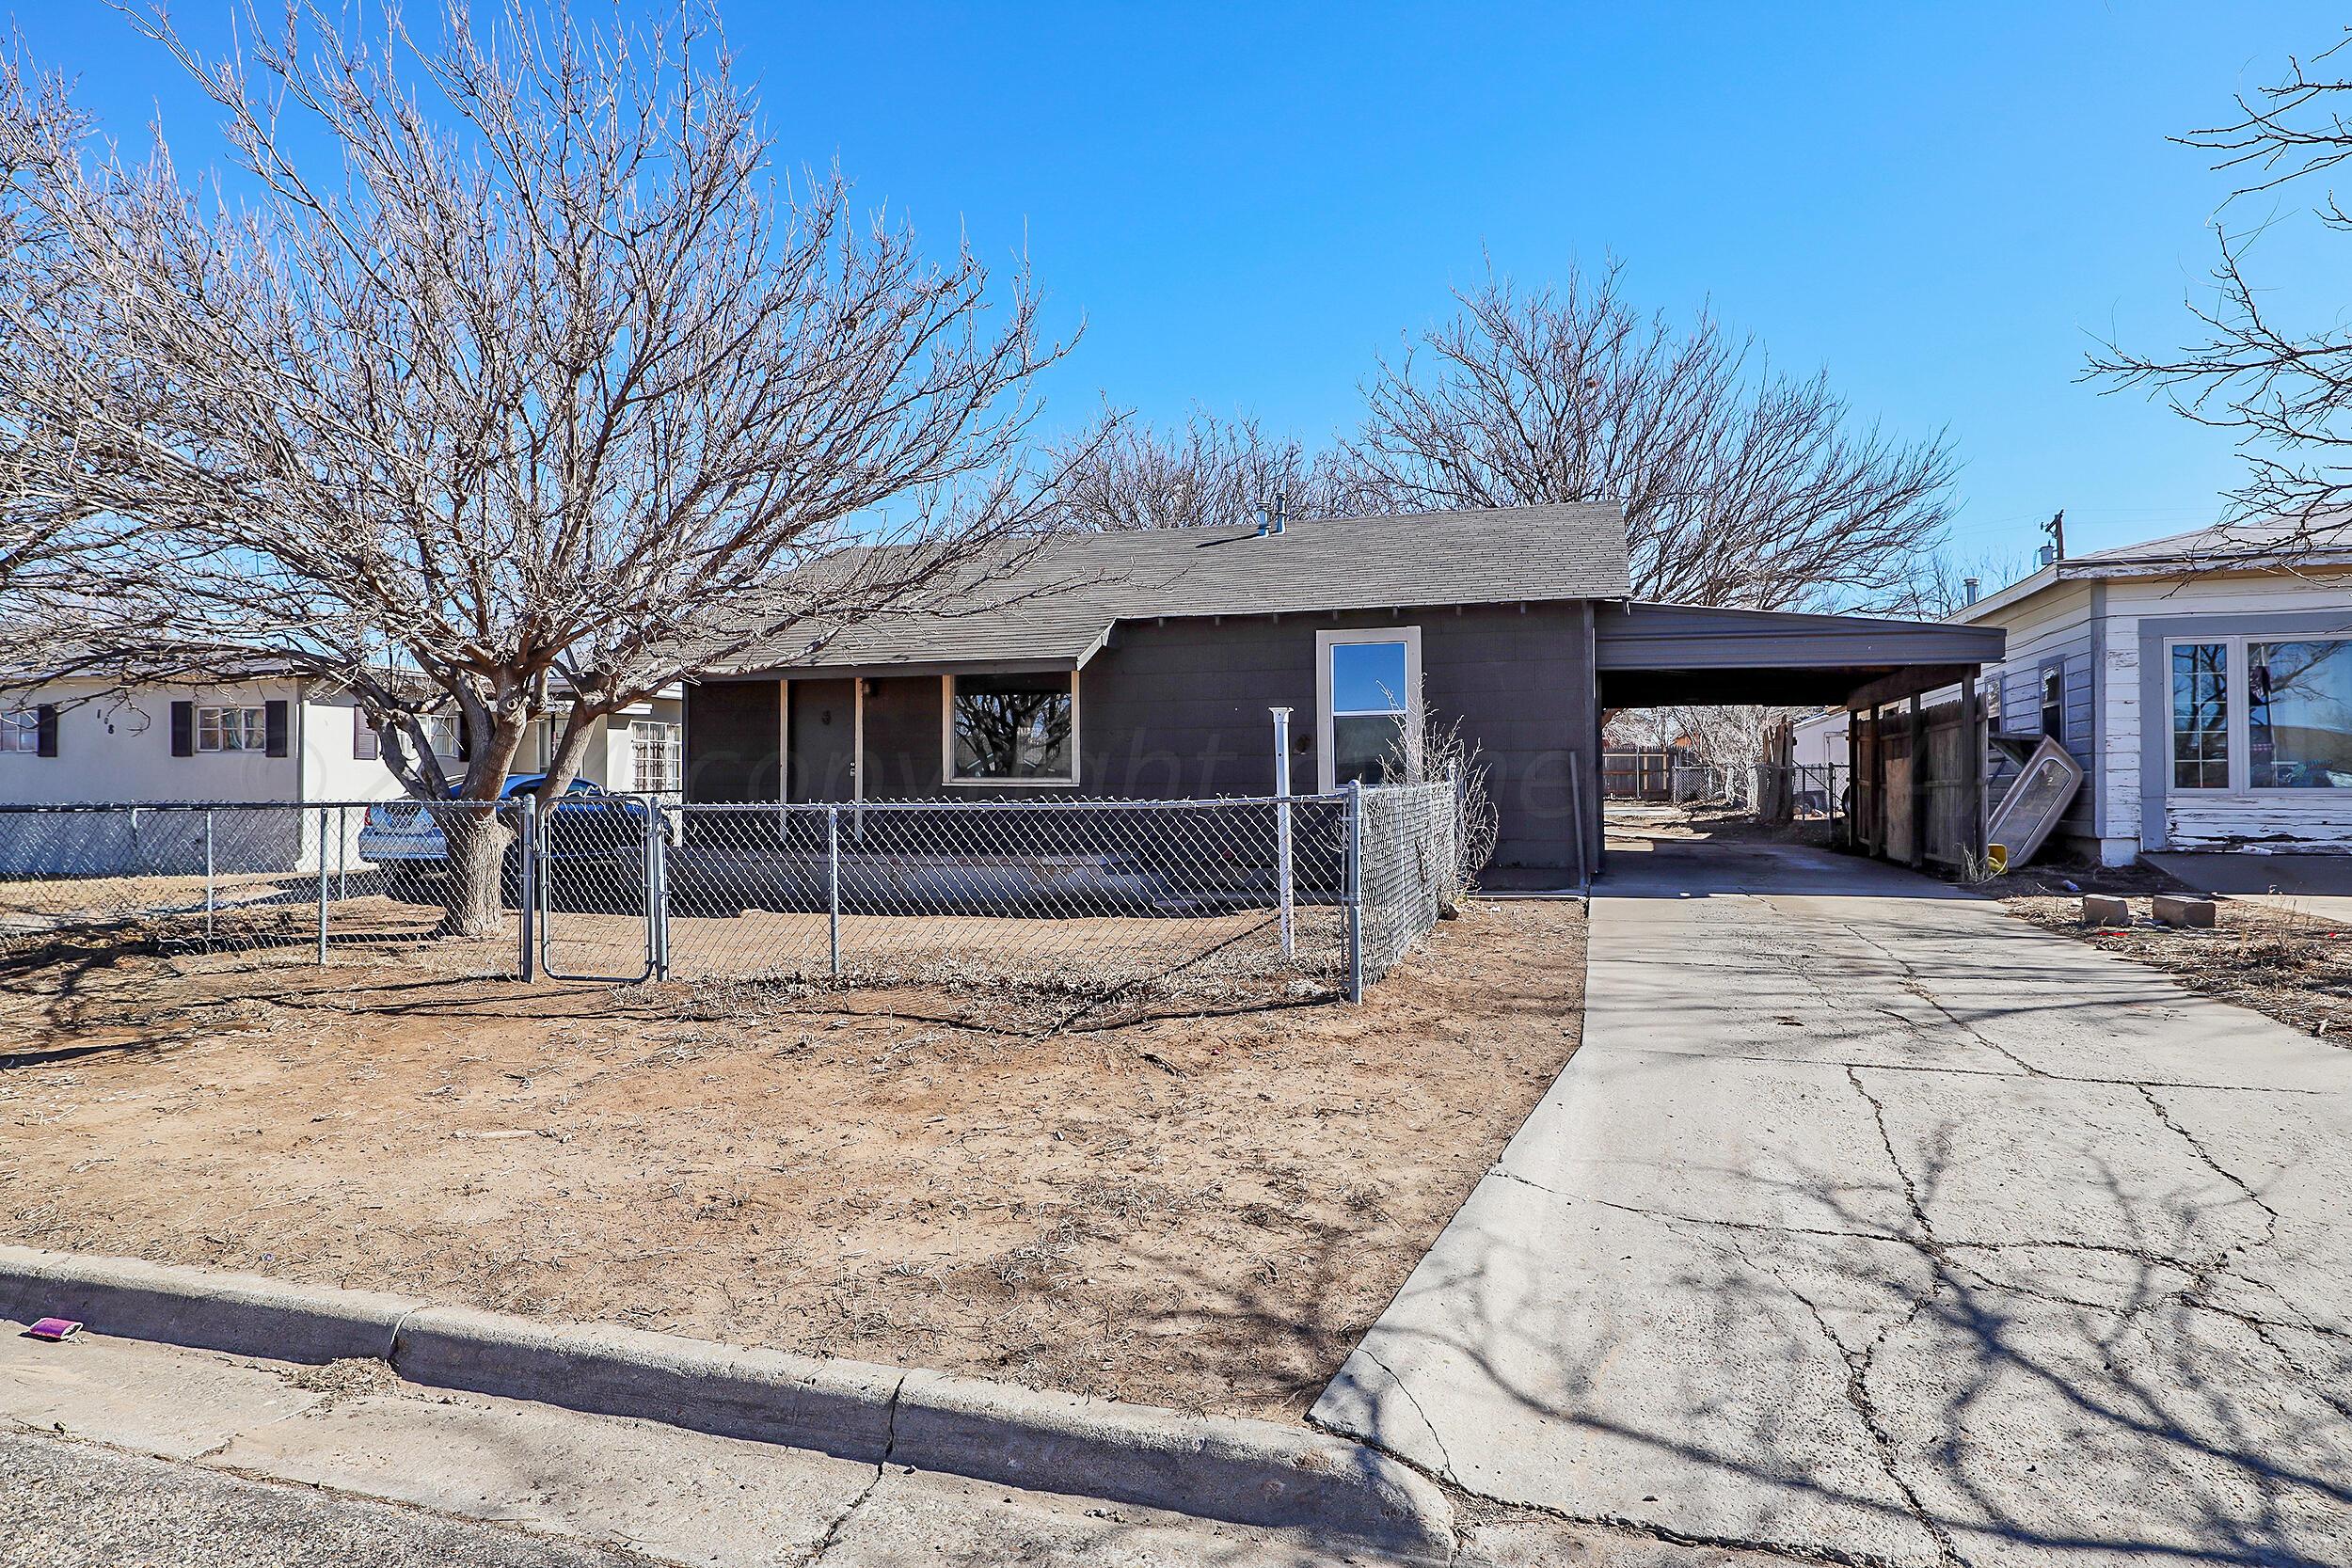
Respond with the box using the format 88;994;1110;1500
1268;495;1287;534
1962;576;1980;606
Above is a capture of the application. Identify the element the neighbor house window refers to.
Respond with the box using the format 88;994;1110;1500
0;711;37;753
2169;643;2229;790
946;671;1077;784
197;705;267;752
421;714;462;755
2039;665;2065;739
1317;627;1422;792
2249;640;2352;789
631;720;682;793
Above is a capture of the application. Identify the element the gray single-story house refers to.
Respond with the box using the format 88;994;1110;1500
683;503;2002;881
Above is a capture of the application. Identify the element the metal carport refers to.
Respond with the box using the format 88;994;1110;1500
1591;602;2007;872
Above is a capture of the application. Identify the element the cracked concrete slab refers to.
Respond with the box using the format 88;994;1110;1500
1313;834;2352;1567
206;1387;878;1567
0;1325;320;1460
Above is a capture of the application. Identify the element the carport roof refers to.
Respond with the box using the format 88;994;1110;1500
1594;601;2006;707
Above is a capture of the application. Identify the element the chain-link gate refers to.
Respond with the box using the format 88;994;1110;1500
530;792;662;982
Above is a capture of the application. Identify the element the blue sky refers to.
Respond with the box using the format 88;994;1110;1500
11;2;2346;578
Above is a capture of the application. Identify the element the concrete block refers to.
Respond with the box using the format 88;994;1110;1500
2153;894;2218;929
389;1305;903;1463
0;1245;420;1365
891;1368;1454;1561
2081;895;2131;927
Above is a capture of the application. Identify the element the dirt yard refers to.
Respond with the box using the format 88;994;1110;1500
1992;863;2352;1042
0;897;1582;1420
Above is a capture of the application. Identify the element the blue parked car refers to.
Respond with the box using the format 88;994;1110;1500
358;775;653;869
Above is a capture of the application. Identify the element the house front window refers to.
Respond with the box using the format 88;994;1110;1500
2169;642;2229;791
946;671;1077;784
1317;627;1422;792
2250;640;2352;789
0;711;38;753
198;705;267;752
631;720;682;793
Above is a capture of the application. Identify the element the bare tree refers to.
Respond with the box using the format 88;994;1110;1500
1041;406;1349;531
0;41;152;691
0;0;1072;933
2089;33;2352;559
1895;546;2040;620
1333;261;1959;610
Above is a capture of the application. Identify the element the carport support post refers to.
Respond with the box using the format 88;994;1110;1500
1343;780;1364;1003
1270;707;1295;960
826;805;841;979
517;794;537;982
1907;695;1927;870
1842;711;1860;849
1961;673;1985;869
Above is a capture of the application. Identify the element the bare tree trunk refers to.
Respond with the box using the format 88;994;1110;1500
436;803;513;940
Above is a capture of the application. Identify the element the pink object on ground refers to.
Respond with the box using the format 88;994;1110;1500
24;1318;82;1341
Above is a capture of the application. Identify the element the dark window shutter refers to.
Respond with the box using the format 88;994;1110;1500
264;700;290;757
353;706;380;761
169;701;194;757
35;704;56;757
457;714;472;761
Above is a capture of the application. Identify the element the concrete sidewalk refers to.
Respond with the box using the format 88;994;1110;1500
1314;833;2352;1567
0;1322;1779;1567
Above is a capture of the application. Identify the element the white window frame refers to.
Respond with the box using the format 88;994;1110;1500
1315;626;1423;795
940;670;1081;788
0;710;39;753
630;719;682;794
419;713;462;757
196;705;267;753
2163;633;2352;797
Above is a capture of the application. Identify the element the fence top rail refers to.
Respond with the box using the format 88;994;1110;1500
0;798;524;813
0;784;1459;815
674;793;1352;813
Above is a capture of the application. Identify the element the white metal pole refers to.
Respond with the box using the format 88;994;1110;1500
1343;779;1364;1003
314;806;329;964
827;804;842;978
518;795;537;982
202;808;215;945
1270;707;1294;960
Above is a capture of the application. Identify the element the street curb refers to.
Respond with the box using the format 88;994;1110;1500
0;1245;1454;1560
0;1244;420;1364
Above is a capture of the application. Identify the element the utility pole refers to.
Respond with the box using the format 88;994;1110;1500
2042;508;2066;562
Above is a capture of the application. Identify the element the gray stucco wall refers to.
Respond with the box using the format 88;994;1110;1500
686;603;1598;873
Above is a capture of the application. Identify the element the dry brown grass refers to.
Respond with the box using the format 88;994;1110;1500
0;897;1584;1419
1999;890;2352;1042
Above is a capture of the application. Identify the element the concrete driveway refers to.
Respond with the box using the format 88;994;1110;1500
1313;832;2352;1567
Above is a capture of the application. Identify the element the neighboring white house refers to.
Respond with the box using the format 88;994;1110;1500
1797;522;2352;867
0;675;685;808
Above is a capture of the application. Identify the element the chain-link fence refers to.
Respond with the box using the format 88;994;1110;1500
1;782;1461;1001
0;800;528;978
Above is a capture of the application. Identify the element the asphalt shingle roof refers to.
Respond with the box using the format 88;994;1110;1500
718;501;1631;673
